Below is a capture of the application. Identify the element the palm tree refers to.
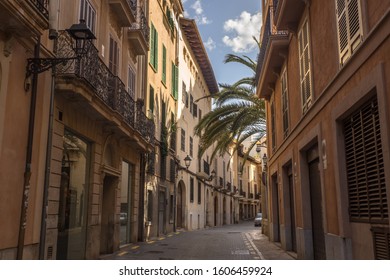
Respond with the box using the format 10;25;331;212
194;40;266;162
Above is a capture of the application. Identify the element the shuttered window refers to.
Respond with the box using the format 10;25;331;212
189;137;193;157
171;62;179;99
343;96;388;224
109;36;119;75
270;98;276;152
336;0;363;65
371;227;390;260
149;85;154;114
150;24;158;70
198;181;202;204
298;19;312;113
170;158;175;182
190;177;194;203
80;0;96;34
281;68;289;138
181;128;185;152
128;66;136;98
162;45;167;84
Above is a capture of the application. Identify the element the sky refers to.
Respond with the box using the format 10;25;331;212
181;0;262;86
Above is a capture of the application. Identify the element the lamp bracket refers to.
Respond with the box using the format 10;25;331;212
26;56;79;77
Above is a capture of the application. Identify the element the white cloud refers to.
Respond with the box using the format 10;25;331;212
222;11;262;53
189;0;211;25
204;37;216;51
191;0;203;15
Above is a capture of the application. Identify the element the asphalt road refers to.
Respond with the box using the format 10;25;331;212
103;221;279;260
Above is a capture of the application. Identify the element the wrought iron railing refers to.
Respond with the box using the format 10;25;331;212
55;31;154;145
128;0;137;17
130;6;150;46
255;193;260;200
256;6;289;83
28;0;49;20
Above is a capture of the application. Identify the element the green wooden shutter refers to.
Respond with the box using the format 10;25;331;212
149;85;154;114
155;29;158;70
162;45;166;84
174;65;178;100
150;24;155;67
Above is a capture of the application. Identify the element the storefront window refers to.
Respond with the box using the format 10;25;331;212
57;130;90;259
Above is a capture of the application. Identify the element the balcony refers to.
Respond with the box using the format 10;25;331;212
0;0;49;36
128;6;150;55
249;193;254;199
273;0;306;31
108;0;137;27
255;6;289;100
55;31;154;148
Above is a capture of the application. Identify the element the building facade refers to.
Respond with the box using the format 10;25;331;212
0;0;154;259
256;0;390;259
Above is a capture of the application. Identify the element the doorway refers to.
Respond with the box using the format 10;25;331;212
307;148;326;259
100;175;118;254
214;196;218;226
158;189;166;235
271;173;280;242
177;183;184;228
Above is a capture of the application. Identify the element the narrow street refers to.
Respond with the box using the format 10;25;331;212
102;221;294;260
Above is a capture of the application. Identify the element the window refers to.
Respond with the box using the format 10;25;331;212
170;158;175;182
190;177;194;203
281;68;289;138
298;19;312;113
189;137;193;157
160;153;166;180
343;95;387;223
181;128;185;152
128;66;136;98
193;102;198;118
270;98;276;152
109;36;119;75
150;23;158;70
162;45;166;84
336;0;363;65
190;95;194;114
198;109;202;122
182;82;186;104
171;62;178;99
169;113;176;151
149;85;154;115
198;181;201;204
80;0;96;34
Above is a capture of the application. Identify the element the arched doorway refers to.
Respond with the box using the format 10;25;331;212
214;196;218;226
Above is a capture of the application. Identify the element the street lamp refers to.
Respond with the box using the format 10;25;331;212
183;155;192;169
25;19;96;78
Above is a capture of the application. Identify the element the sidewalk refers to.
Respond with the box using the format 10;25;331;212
248;229;296;260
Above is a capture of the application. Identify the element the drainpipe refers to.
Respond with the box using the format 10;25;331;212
17;38;40;260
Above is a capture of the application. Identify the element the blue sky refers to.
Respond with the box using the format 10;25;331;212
181;0;262;85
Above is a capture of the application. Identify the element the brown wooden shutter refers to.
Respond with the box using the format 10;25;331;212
343;95;388;223
298;19;312;112
371;227;390;260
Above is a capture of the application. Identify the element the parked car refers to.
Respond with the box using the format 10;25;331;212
254;212;262;227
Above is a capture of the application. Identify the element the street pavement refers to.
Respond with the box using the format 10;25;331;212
101;221;295;260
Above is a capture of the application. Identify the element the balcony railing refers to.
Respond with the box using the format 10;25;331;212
130;6;150;45
28;0;49;20
256;6;288;85
55;31;154;145
128;0;137;17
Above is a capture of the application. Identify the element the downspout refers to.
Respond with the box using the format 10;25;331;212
17;38;40;260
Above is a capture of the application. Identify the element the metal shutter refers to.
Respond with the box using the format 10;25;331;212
343;96;388;223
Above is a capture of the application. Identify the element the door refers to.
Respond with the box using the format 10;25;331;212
308;157;326;259
288;172;297;252
158;190;166;235
177;185;183;228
